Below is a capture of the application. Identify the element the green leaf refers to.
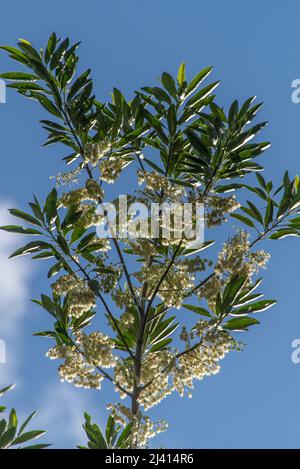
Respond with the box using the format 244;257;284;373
161;72;177;98
236;278;263;301
68;69;91;101
76;233;96;251
0;225;42;235
167;104;177;136
32;251;54;260
33;331;56;338
177;62;186;87
143;110;169;144
233;293;264;308
0;419;6;433
231;213;255;228
49;37;69;70
0;72;38;81
0;384;15;397
45;32;57;63
150;337;173;352
29;199;45;222
8;409;18;429
0;46;30;65
105;415;115;446
256;173;268;190
18;39;42;62
47;262;63;278
18;411;38;436
246;200;264;224
143;158;164;174
222;275;248;307
34;94;61;118
57;235;70;254
238;96;256;117
264;199;274;227
231;299;276;316
186;66;213;97
44;188;57;224
116;422;133;448
0;426;17;449
40;294;56;316
83;414;107;449
224;317;260;331
182;304;211;317
8;209;42;226
13;430;45;445
269;229;300;240
22;443;51;449
183;240;215;256
228;100;238;125
185;128;210;158
6;82;48;92
9;241;50;258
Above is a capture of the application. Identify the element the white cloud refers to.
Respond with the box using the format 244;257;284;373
0;201;98;447
0;200;102;448
35;382;87;448
0;201;32;383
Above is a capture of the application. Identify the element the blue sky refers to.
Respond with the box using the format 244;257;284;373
1;0;300;449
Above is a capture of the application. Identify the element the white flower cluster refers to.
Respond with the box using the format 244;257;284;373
107;403;168;448
130;415;168;448
114;361;134;399
51;274;96;318
99;157;124;183
119;309;135;328
85;178;104;200
200;230;270;308
66;288;96;318
111;286;134;309
96;266;120;294
112;322;233;409
137;325;233;406
60;179;104;206
205;195;240;227
59;179;105;228
51;274;83;296
77;331;118;368
215;230;270;277
77;205;103;229
51;167;81;186
60;188;97;208
138;351;175;410
134;262;194;308
173;322;234;397
138;170;184;201
180;255;213;273
128;239;156;263
107;402;133;427
46;331;117;389
199;275;224;310
46;345;103;389
84;141;111;166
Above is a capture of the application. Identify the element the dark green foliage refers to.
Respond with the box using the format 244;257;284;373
78;413;132;449
0;385;49;449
